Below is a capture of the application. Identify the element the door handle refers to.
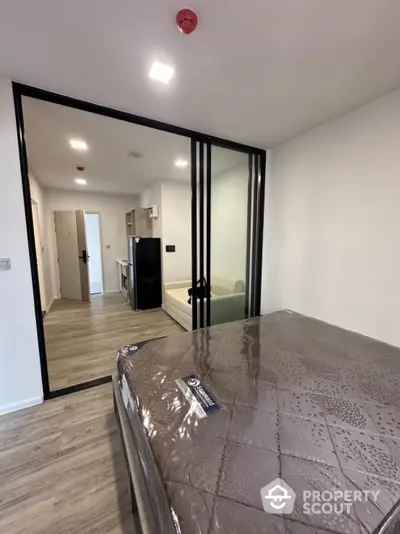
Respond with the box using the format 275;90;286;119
79;250;88;263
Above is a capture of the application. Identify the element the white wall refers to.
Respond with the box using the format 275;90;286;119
140;180;192;286
211;164;248;282
262;88;400;347
44;189;138;296
140;182;162;238
141;172;250;289
29;172;53;309
160;181;191;283
0;78;43;414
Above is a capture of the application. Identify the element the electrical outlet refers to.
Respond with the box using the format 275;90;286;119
0;258;11;270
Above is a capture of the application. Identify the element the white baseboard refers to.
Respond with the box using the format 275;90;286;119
104;289;120;294
0;396;43;416
46;297;57;314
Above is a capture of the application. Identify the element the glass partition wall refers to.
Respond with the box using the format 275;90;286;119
191;141;265;330
14;82;265;398
211;147;248;325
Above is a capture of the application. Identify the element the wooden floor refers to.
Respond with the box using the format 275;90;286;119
0;384;133;534
45;294;184;391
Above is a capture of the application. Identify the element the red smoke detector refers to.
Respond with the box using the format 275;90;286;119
76;166;85;172
176;8;198;35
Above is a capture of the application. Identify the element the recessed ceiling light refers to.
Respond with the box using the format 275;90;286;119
75;178;87;185
175;158;188;168
148;60;175;84
70;139;88;151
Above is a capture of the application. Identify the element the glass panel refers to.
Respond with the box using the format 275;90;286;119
22;94;192;391
209;146;249;326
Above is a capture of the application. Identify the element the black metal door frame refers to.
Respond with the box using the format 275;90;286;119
12;81;266;399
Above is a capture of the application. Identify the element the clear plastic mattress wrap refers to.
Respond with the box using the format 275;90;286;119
116;312;400;534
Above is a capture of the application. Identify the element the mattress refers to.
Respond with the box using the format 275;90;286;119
165;287;191;315
162;302;192;332
116;311;400;534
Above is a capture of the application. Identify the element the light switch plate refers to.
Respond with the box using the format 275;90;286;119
0;258;11;270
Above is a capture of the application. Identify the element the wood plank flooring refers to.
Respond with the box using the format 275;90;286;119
0;384;134;534
44;293;184;391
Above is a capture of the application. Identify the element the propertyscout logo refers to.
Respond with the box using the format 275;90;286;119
260;479;380;516
261;479;296;514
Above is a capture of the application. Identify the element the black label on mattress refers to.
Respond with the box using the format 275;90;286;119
118;337;166;359
175;374;221;419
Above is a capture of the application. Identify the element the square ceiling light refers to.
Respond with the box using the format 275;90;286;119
70;139;88;151
175;159;188;168
148;60;175;84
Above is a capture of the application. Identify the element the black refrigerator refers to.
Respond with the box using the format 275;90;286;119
128;237;162;310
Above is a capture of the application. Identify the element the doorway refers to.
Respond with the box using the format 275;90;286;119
85;213;103;295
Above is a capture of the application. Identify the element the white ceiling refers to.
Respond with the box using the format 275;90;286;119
23;97;245;194
2;1;400;147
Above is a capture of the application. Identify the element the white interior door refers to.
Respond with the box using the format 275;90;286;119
31;200;46;310
54;210;82;301
75;210;90;302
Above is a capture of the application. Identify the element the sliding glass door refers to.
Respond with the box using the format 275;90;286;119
191;141;265;330
210;147;248;325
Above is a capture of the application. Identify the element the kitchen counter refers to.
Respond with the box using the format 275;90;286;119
116;259;129;300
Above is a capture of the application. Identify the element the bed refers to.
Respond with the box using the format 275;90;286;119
163;277;246;331
114;310;400;534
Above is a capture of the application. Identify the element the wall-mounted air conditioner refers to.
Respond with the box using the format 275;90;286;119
144;205;158;219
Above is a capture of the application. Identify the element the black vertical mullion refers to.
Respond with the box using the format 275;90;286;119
245;154;253;319
191;139;198;330
206;142;212;327
199;142;205;328
250;154;259;317
255;151;266;315
252;154;260;317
